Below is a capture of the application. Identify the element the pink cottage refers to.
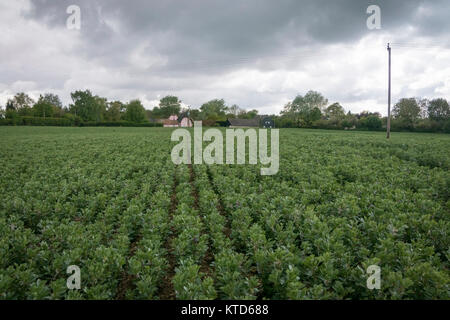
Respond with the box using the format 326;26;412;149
163;113;193;128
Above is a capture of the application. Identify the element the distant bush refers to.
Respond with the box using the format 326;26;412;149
201;119;219;127
215;120;228;127
412;120;443;133
0;118;14;125
0;117;73;126
443;120;450;133
275;117;296;128
63;113;83;126
357;116;382;131
311;119;342;130
81;121;162;127
21;117;73;126
390;118;449;133
0;117;163;127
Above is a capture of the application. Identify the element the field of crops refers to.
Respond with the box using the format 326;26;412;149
0;126;449;299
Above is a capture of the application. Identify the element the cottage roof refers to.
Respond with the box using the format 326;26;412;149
163;119;179;126
227;118;260;127
178;112;191;122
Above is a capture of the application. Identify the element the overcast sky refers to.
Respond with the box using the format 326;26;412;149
1;0;449;115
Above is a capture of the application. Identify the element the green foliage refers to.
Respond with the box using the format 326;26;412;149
123;100;147;123
428;98;449;122
213;249;259;299
9;92;34;111
393;98;421;129
282;91;327;126
82;121;161;127
0;127;448;300
359;115;382;130
200;99;228;121
325;103;345;120
69;90;106;122
33;95;55;118
105;101;124;122
0;118;162;127
173;260;217;300
151;96;181;119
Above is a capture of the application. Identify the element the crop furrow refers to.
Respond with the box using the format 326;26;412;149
189;164;214;278
206;165;232;240
115;235;141;300
158;168;178;300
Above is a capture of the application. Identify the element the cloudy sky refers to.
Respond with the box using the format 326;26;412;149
1;0;449;115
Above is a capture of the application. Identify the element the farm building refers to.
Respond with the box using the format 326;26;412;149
178;113;193;127
163;113;193;127
163;115;179;127
227;118;260;128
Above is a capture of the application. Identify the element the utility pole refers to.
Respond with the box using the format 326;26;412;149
387;43;391;139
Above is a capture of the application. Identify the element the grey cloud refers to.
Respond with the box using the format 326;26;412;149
1;0;448;113
26;0;446;73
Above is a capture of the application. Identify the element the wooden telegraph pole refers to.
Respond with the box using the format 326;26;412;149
387;43;391;139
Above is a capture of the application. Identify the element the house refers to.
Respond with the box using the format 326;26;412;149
163;115;179;127
178;113;193;127
163;113;194;128
227;118;260;128
262;117;275;129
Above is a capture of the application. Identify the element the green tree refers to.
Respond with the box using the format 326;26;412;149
18;106;34;116
325;103;345;120
42;93;62;108
239;109;259;119
95;96;108;122
69;90;105;122
417;98;429;119
393;98;421;128
200;99;228;120
153;96;181;118
428;98;449;121
280;102;299;126
301;91;328;112
227;104;242;118
5;100;18;119
124;100;147;123
11;92;34;110
306;107;322;124
33;93;64;118
33;95;55;118
189;109;202;120
9;93;35;116
360;115;382;130
282;91;327;126
6;100;15;111
341;111;357;128
106;101;124;121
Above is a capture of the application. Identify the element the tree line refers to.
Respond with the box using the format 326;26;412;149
0;91;154;126
1;90;449;132
278;91;450;132
0;90;259;127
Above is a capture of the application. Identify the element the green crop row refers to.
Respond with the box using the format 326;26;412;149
0;127;448;299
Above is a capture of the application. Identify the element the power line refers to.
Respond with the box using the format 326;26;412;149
157;42;450;72
390;42;450;50
151;43;387;71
